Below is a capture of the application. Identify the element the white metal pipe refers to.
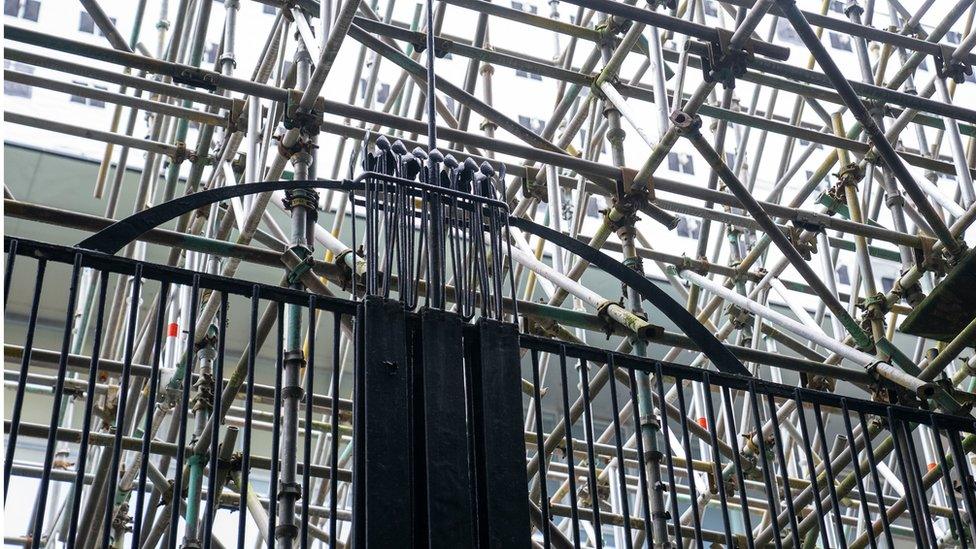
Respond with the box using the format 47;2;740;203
816;232;846;340
546;164;566;274
510;244;605;309
678;269;876;367
769;277;824;335
935;76;976;207
598;81;657;148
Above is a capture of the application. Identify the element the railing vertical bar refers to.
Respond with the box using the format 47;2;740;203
67;268;110;546
856;410;895;548
721;385;755;549
4;238;17;305
556;345;582;548
578;359;604;548
902;418;940;546
4;257;46;498
765;392;802;548
269;305;285;549
652;365;682;548
203;292;229;549
606;356;633;549
674;375;703;548
929;418;967;549
839;399;876;549
701;372;734;547
747;381;783;549
948;430;976;545
132;280;171;546
530;349;552;549
813;401;850;548
886;409;926;548
100;263;143;548
168;274;202;549
32;253;82;544
792;391;830;549
238;285;260;548
625;364;651;547
329;313;342;548
301;294;316;549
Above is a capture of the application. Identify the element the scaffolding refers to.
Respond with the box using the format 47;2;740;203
4;0;976;546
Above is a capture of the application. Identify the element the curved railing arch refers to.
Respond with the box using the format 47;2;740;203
78;178;750;375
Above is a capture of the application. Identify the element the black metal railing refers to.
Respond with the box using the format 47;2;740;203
519;335;976;549
6;237;976;549
4;237;357;548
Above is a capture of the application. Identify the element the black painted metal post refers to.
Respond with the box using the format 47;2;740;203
470;318;531;547
355;296;414;545
420;308;476;546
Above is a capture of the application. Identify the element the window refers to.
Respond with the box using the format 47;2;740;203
263;3;277;14
511;1;537;14
725;151;736;166
829;0;844;12
359;79;392;105
585;195;606;218
676;216;701;239
443;95;456;115
4;61;33;98
69;81;106;108
829;32;852;52
205;42;219;64
515;69;542;81
947;31;961;44
518;115;545;134
78;10;94;32
836;265;850;286
776;19;802;45
881;276;895;293
376;83;390;104
703;0;718;17
79;11;115;36
6;0;39;21
667;152;694;175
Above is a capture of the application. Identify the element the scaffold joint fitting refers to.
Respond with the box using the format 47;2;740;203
935;45;974;84
700;28;754;89
670;110;702;135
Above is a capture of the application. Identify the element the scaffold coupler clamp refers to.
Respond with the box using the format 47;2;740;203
333;249;361;291
913;236;957;275
935;44;973;84
700;28;754;89
834;161;864;190
595;299;622;338
677;255;709;277
282;88;325;138
670;110;702;136
284;248;316;286
596;15;629;40
724;303;753;330
786;225;817;260
169;140;195;165
227;97;247;134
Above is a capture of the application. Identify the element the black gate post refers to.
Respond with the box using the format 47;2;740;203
419;308;477;547
470;318;532;547
355;296;414;546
